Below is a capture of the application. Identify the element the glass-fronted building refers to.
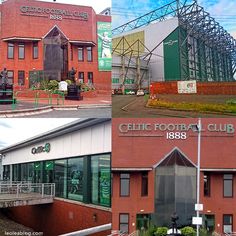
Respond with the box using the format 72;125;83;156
0;118;111;236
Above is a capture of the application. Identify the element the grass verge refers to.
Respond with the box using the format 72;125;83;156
147;99;236;114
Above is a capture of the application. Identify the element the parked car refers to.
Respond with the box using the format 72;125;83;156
126;91;135;95
136;89;145;96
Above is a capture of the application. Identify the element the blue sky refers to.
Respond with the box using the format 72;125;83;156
112;0;236;38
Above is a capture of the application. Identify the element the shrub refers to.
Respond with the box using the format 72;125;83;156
47;80;59;91
65;79;72;85
181;226;196;236
199;227;208;236
154;227;168;236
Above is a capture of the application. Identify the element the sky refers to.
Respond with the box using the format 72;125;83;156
1;0;111;14
0;118;77;149
112;0;236;39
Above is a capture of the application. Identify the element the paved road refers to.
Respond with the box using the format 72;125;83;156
22;108;111;118
112;95;236;118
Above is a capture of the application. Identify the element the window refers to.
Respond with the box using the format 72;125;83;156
18;43;25;59
224;174;233;197
223;215;233;233
78;72;84;83
120;173;130;196
87;46;92;61
119;214;129;233
55;159;67;198
141;172;148;196
8;43;14;59
88;72;93;85
33;42;38;59
68;157;84;201
78;47;84;61
91;154;111;207
204;173;210;196
7;71;14;84
18;71;25;86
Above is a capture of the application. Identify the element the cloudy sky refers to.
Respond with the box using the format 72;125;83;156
0;118;77;149
39;0;110;13
112;0;236;38
1;0;111;14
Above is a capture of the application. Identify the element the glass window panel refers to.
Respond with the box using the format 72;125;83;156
8;43;14;59
87;47;92;61
120;214;129;233
55;159;67;198
18;44;25;59
68;157;83;201
18;71;25;86
91;154;111;207
78;47;84;61
224;174;233;197
141;172;148;196
120;173;130;196
33;43;38;59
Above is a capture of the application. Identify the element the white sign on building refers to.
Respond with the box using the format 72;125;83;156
177;80;197;94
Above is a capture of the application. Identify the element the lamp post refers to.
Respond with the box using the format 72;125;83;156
195;118;202;236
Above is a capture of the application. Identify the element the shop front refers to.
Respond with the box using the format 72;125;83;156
0;118;112;236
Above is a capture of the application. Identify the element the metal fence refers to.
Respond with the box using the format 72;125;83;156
0;182;55;199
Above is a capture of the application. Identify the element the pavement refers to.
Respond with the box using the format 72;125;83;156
0;94;111;117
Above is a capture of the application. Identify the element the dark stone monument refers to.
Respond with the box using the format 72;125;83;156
168;213;183;236
65;84;83;101
69;67;77;82
0;69;14;104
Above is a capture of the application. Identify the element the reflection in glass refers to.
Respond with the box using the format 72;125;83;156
91;154;111;207
153;148;196;227
68;157;83;201
55;159;67;198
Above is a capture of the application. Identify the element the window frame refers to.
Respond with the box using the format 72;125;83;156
18;70;25;86
7;43;14;59
18;43;25;59
120;173;130;197
7;70;14;84
223;174;233;198
223;214;233;233
78;47;84;61
204;172;211;197
33;42;38;59
78;72;84;83
87;46;93;62
119;213;129;234
141;172;148;197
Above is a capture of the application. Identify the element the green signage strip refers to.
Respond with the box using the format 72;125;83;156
97;22;112;71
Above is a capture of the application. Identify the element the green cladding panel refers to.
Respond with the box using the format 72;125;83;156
164;28;181;81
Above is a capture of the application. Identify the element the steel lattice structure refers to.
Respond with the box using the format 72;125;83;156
112;0;236;82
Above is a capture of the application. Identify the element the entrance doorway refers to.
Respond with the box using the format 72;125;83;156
43;26;68;81
136;214;151;232
203;214;215;234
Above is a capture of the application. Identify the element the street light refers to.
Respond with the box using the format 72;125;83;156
192;118;202;236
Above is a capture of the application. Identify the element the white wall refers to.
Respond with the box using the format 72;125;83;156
113;18;179;82
2;121;111;165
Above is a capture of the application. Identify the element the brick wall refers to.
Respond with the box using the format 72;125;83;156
5;199;111;236
151;81;236;95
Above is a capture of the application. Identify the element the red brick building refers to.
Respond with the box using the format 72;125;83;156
112;118;236;235
0;0;111;89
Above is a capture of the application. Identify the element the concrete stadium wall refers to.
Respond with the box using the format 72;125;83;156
151;81;236;95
